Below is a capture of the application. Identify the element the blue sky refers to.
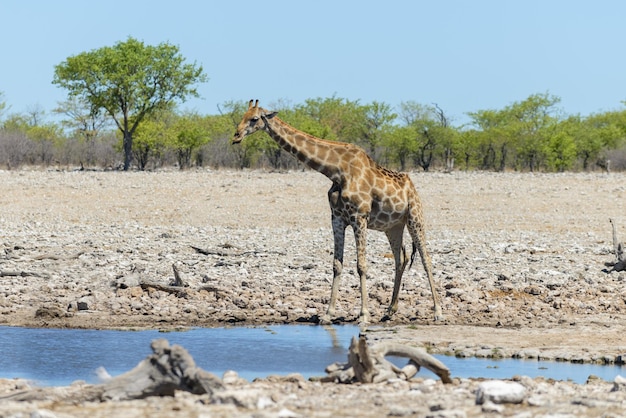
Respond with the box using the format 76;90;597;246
1;0;625;126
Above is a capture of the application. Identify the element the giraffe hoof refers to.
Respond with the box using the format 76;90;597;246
434;307;444;322
318;314;332;325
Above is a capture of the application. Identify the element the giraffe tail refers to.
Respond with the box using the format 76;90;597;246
409;242;417;269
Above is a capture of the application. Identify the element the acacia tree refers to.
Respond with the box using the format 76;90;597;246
52;37;208;170
54;97;111;142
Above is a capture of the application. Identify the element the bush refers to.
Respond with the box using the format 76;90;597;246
0;131;36;169
603;145;626;172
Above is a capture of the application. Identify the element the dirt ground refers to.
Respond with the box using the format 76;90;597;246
1;168;625;417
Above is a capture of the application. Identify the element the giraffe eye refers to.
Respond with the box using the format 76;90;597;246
251;116;260;123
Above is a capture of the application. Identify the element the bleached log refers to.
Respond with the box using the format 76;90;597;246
321;336;451;384
0;339;224;403
371;341;452;383
99;339;223;400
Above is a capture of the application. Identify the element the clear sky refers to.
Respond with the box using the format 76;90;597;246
1;0;625;126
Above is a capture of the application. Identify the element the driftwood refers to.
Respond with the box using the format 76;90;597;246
171;263;187;287
319;336;452;384
139;280;229;299
0;339;224;402
191;245;286;257
139;264;190;296
0;270;48;278
605;218;626;272
140;281;189;297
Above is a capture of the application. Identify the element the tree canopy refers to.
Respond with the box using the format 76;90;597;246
2;40;626;173
52;37;208;170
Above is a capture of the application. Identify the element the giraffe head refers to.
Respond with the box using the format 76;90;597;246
232;99;278;144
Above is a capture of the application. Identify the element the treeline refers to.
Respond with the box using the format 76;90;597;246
1;92;626;172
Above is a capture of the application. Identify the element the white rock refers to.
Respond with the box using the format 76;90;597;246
475;380;526;405
30;410;58;418
95;366;112;382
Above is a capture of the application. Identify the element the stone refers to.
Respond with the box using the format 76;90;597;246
31;410;58;418
475;380;526;405
34;304;65;319
612;374;626;392
481;400;504;413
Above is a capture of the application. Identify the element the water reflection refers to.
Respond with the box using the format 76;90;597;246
0;325;622;386
0;325;359;386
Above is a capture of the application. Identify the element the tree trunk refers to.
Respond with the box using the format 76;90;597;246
123;130;133;171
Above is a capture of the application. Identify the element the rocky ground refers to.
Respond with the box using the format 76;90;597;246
0;168;625;417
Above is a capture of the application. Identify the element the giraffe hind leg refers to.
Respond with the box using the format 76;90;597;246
384;225;408;319
408;204;444;321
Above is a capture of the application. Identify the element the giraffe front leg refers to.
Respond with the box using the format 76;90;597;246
354;216;370;325
320;215;346;325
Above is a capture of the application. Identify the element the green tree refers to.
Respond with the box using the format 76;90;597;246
132;114;173;170
53;37;208;170
466;108;510;171
467;93;561;171
456;129;481;170
170;113;209;169
506;93;561;171
383;125;417;170
398;101;456;171
543;130;577;171
295;96;361;142
357;101;396;159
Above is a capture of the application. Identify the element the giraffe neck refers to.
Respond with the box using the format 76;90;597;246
262;116;343;181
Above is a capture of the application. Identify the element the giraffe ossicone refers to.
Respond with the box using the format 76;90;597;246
233;99;443;324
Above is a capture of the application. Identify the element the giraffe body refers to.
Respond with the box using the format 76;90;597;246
233;100;443;324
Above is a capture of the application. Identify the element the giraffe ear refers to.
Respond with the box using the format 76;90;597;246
264;111;278;119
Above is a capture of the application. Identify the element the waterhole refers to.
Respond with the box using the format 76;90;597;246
0;325;622;386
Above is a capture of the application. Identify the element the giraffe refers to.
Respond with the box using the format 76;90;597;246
233;100;443;324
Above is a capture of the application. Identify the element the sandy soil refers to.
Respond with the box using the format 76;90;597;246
1;168;625;417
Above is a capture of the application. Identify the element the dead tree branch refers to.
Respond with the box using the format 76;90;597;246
140;281;189;297
605;218;626;272
0;270;49;278
318;336;452;384
191;245;286;257
171;263;186;287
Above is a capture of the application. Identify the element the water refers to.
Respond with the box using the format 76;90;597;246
0;325;355;386
0;325;622;386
